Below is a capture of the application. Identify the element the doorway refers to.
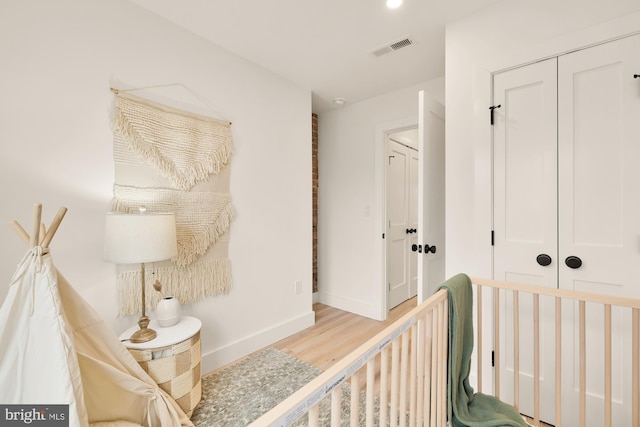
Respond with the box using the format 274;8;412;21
386;128;419;310
375;91;445;319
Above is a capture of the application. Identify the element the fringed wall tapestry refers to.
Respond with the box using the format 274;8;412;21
111;90;234;316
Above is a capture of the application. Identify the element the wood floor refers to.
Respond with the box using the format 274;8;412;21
272;298;417;371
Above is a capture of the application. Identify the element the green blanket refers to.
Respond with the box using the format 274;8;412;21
438;274;529;427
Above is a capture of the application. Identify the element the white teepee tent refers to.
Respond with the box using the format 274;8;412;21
0;204;193;427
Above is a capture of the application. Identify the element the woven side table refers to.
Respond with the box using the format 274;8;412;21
120;316;202;417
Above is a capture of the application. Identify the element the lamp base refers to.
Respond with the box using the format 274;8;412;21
130;327;157;343
129;315;157;343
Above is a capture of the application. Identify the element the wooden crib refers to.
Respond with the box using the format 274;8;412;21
250;277;640;427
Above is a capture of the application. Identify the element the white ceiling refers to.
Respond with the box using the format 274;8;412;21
129;0;502;113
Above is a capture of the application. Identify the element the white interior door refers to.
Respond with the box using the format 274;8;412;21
408;148;418;297
557;34;640;427
416;91;445;303
492;57;558;423
387;139;412;309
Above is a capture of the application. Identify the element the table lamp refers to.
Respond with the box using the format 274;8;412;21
104;210;178;343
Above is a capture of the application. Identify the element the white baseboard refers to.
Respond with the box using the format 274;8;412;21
316;291;383;321
200;310;315;375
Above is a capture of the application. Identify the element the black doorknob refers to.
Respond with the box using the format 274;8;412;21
536;254;552;266
424;244;437;254
565;256;582;269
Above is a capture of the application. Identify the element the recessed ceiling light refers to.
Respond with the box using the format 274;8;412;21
333;98;346;106
386;0;403;9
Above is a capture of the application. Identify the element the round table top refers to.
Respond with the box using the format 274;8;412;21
119;316;202;350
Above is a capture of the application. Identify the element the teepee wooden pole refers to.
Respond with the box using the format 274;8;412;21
10;220;30;244
41;207;67;248
29;203;42;248
39;223;47;245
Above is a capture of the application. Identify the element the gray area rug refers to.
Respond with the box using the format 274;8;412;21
191;348;322;426
191;347;388;426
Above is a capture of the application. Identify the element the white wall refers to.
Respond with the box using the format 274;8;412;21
317;78;444;320
0;0;313;373
445;0;640;281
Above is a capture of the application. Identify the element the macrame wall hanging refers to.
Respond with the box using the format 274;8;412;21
110;90;234;316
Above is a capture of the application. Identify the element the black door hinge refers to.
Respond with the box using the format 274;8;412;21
489;105;501;125
382;233;385;239
491;230;494;246
491;350;495;367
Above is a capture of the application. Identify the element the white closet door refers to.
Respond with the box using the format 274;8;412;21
558;33;640;427
492;57;558;423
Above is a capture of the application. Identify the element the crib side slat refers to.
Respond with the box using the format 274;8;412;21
580;300;586;427
514;290;520;411
494;288;501;399
380;347;389;426
399;331;409;427
330;386;341;427
477;285;483;394
417;316;426;425
409;325;417;427
632;308;639;427
440;298;449;426
430;306;439;427
350;371;360;426
533;293;540;425
555;296;562;427
391;339;400;426
433;302;442;427
366;359;375;427
424;310;433;426
308;404;319;427
604;304;611;427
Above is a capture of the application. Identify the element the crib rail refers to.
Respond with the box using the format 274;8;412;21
250;289;449;427
472;277;640;427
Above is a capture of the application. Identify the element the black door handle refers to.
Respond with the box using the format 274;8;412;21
536;254;552;266
565;256;582;269
424;244;437;254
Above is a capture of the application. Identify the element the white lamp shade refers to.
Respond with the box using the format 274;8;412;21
104;212;178;264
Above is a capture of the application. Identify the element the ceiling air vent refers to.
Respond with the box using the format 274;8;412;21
371;35;414;57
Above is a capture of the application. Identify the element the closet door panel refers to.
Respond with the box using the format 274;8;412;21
493;58;558;289
558;34;640;295
558;33;640;427
492;57;558;423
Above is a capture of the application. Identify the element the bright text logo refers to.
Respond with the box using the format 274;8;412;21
0;405;68;426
